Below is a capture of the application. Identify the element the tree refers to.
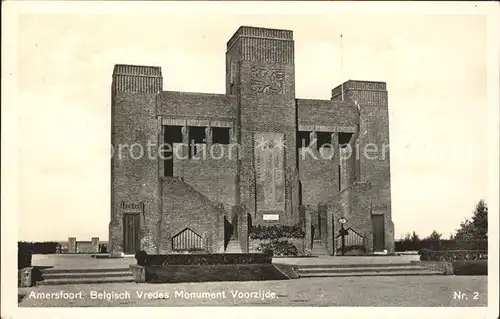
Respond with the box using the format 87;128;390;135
471;200;488;239
403;232;412;241
454;200;488;240
426;230;442;241
411;231;420;242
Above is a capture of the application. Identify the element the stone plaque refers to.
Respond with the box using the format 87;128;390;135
251;67;285;94
254;133;285;213
263;214;280;221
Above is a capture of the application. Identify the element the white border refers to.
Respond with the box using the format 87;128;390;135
2;1;499;319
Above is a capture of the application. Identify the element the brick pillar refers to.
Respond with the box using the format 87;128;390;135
239;204;249;253
304;206;312;256
326;210;334;255
91;237;99;253
181;123;189;179
205;125;213;148
68;237;77;254
231;205;239;239
213;204;225;253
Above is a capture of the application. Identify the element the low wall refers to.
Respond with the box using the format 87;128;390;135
411;260;488;275
66;237;100;254
411;261;453;275
130;263;298;283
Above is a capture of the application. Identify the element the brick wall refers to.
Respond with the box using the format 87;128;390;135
158;92;237;118
296;99;358;129
160;177;224;253
298;146;338;206
173;145;237;215
109;28;394;256
329;181;373;253
228;27;299;226
331;80;394;253
110;65;162;255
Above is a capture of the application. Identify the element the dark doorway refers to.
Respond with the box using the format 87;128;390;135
371;214;385;252
123;213;141;254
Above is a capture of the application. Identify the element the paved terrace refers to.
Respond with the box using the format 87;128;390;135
30;254;420;269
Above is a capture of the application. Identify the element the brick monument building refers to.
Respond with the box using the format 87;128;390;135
109;26;394;256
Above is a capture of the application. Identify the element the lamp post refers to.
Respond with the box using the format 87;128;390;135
338;217;348;256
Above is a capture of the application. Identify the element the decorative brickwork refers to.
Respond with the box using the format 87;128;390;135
109;26;394;256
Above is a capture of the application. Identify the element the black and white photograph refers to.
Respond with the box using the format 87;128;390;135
2;1;499;318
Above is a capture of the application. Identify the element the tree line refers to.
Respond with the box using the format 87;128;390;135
397;199;488;247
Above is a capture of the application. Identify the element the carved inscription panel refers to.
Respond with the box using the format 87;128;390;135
250;67;285;95
254;133;285;213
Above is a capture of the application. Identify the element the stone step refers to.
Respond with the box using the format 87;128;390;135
311;241;328;255
225;240;242;253
37;277;135;286
298;263;411;269
41;267;130;274
42;271;133;279
299;270;444;278
299;266;430;274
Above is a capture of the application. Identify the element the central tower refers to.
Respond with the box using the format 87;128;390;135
225;26;299;225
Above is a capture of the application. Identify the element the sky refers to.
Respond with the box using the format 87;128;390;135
12;5;496;242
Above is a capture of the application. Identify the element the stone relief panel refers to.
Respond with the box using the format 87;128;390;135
250;67;285;94
254;133;285;215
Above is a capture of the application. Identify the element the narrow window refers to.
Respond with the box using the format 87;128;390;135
316;132;333;150
212;127;230;145
338;132;353;148
188;126;206;159
296;131;311;149
164;125;182;176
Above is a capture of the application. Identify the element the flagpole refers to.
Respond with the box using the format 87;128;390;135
340;34;344;101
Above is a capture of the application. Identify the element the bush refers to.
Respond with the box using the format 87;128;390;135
257;240;299;257
395;239;487;252
336;244;366;256
418;248;431;261
453;260;487;275
18;241;61;254
418;249;487;261
249;224;305;240
135;251;149;266
135;252;272;266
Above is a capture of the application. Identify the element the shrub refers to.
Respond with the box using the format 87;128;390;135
418;248;431;261
336;244;366;256
135;250;149;266
418;249;487;261
395;239;487;252
135;252;272;266
257;240;299;257
249;224;305;240
18;241;61;254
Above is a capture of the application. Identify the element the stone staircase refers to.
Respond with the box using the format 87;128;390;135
298;263;444;278
225;239;243;253
311;240;328;256
38;267;135;286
